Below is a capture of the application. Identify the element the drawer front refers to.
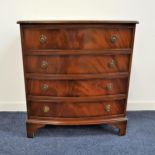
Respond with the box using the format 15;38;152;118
28;100;125;118
25;55;130;74
26;78;128;97
23;27;133;50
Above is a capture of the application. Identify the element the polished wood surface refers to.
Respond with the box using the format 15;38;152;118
18;20;138;137
26;117;128;137
23;28;133;49
27;94;126;102
26;78;128;96
25;72;129;80
25;55;130;74
17;20;139;24
28;100;125;118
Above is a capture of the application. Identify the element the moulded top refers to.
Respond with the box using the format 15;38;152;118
17;20;139;24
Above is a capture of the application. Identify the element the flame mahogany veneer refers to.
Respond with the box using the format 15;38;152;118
17;20;138;138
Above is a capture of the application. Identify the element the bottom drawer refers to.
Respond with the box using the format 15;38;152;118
28;100;126;118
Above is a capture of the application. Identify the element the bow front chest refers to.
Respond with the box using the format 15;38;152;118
17;20;138;137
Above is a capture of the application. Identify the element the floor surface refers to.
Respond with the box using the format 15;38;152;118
0;111;155;155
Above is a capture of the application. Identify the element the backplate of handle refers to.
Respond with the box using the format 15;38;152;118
41;61;48;69
105;83;113;91
108;59;115;68
39;34;47;44
42;84;48;91
104;104;111;112
110;35;117;43
43;105;50;113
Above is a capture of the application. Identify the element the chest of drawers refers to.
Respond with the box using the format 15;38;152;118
17;20;138;138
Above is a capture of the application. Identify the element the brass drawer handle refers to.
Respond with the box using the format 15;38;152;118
104;104;111;112
39;34;47;44
108;59;115;68
110;35;117;43
42;84;48;91
105;83;113;91
41;61;48;69
43;105;50;113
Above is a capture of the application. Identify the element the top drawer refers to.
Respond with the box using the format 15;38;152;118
22;27;133;50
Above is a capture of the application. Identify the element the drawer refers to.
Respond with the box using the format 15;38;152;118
25;55;130;74
26;78;128;97
23;27;133;50
28;100;126;118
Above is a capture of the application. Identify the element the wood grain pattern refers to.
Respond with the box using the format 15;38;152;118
18;21;138;137
26;78;128;97
23;28;133;50
25;72;129;80
26;117;128;137
27;94;126;102
27;116;128;125
28;100;125;118
25;55;130;74
24;49;131;56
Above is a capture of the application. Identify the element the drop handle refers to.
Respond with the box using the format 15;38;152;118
43;105;50;113
108;59;115;68
104;104;111;112
105;83;113;91
110;35;117;43
39;34;47;44
41;61;48;69
42;84;48;91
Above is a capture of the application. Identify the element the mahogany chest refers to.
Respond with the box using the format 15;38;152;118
17;20;138;138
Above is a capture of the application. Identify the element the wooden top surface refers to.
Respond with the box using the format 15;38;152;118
17;20;139;24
